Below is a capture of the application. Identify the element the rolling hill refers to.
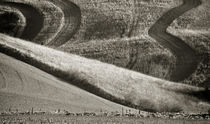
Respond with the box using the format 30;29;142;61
0;52;137;113
0;0;210;114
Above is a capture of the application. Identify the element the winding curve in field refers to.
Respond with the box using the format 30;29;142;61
46;0;81;46
0;0;201;81
1;1;44;41
148;0;201;81
1;0;81;47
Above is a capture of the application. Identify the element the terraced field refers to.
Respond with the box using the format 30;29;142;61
0;0;210;114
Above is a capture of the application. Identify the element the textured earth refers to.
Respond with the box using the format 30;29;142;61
0;0;210;114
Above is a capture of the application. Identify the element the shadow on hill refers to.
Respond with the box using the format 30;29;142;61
190;89;210;102
0;12;19;36
1;1;44;42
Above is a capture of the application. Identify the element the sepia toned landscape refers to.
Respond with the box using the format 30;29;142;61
0;0;210;123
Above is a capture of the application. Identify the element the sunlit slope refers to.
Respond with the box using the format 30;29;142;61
0;53;136;113
0;34;210;113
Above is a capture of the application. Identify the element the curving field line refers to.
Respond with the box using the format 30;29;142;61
0;1;44;41
46;0;81;47
0;0;202;81
148;0;201;82
0;0;81;47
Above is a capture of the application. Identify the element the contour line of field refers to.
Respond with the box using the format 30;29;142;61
46;0;81;47
148;0;201;82
0;69;6;89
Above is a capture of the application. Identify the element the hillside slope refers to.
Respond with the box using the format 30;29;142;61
0;52;136;113
0;34;210;113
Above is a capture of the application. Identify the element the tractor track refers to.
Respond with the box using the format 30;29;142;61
0;69;6;89
15;70;24;91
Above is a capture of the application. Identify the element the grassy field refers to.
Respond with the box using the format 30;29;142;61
0;52;138;113
0;0;210;116
60;37;175;80
0;115;209;124
0;0;177;81
58;0;209;83
1;0;205;82
60;0;210;84
169;0;210;86
169;29;210;86
68;0;179;41
57;0;178;80
0;34;210;113
1;0;209;82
